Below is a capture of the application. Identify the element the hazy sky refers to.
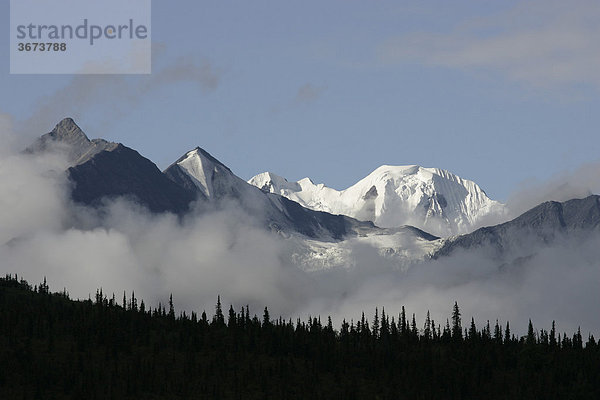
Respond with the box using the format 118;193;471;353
2;0;600;200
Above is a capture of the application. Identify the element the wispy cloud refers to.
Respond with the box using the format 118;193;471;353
294;83;326;104
378;0;600;91
19;50;221;138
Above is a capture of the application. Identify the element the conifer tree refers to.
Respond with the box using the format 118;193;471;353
469;317;477;340
494;320;503;343
380;307;389;338
526;320;535;345
372;307;380;338
214;296;224;325
360;312;366;336
168;294;175;319
443;319;451;340
327;316;333;332
390;317;398;337
423;311;432;340
574;327;583;349
451;302;462;340
484;320;491;340
228;305;237;327
262;306;271;327
131;291;137;312
411;313;418;337
341;319;349;336
400;306;407;336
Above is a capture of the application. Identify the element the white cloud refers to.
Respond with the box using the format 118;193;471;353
378;0;600;90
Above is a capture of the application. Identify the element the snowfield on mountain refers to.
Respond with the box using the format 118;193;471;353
250;166;506;237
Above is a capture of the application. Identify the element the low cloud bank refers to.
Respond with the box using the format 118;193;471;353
0;121;598;337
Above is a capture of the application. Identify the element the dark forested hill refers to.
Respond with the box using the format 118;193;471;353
1;275;599;400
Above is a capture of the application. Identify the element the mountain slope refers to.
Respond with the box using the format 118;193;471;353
250;166;505;237
164;147;380;240
28;118;197;214
434;195;600;259
67;144;197;213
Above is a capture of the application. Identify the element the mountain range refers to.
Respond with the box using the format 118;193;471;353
249;166;505;237
25;118;600;270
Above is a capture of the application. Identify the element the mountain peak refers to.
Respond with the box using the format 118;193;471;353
55;116;79;129
164;146;236;198
249;165;506;236
50;117;90;144
26;118;117;165
249;172;301;193
178;147;232;174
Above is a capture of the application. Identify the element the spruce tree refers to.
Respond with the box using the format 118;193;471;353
168;294;175;320
400;306;407;336
372;307;380;338
526;319;535;345
262;306;271;327
494;320;503;343
451;302;462;341
550;320;557;347
468;317;477;341
214;296;224;325
423;311;432;340
228;305;237;328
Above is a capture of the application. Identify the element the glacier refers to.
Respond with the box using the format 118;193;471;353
250;165;506;237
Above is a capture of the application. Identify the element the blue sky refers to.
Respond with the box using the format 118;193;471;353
1;0;599;200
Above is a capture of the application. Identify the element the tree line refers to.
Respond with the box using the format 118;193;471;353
1;274;598;399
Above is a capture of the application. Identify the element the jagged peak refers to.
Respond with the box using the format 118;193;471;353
298;177;316;185
25;118;119;165
252;171;288;182
176;146;232;173
50;117;89;142
250;172;302;193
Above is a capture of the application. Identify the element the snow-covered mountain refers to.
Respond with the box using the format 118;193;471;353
250;166;506;236
164;147;444;269
163;147;381;240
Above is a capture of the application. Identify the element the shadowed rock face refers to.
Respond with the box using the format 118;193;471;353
434;195;600;259
28;118;197;214
68;144;197;214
